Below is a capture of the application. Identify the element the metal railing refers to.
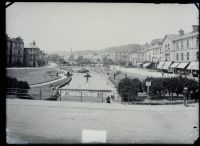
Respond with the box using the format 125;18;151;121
57;88;114;103
6;88;196;104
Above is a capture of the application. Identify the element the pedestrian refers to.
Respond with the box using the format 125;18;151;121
106;96;111;103
192;89;199;103
162;72;164;78
183;87;190;107
111;94;115;102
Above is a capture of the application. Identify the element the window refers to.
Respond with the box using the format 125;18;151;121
197;37;199;47
181;53;184;61
165;53;170;61
197;52;199;61
187;40;189;48
181;41;183;49
176;42;179;50
176;53;179;61
186;52;189;61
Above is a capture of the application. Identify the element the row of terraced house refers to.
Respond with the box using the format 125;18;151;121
129;25;199;77
6;35;49;67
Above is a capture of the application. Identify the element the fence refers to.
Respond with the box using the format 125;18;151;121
6;88;54;100
7;88;195;104
57;88;114;103
118;92;197;105
6;88;115;103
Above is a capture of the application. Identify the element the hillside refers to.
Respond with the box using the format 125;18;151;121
52;43;143;59
97;43;142;54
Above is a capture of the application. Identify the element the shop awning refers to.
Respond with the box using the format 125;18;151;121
143;63;151;68
162;62;172;70
157;62;165;69
176;62;189;69
186;62;199;70
137;63;143;67
170;62;180;68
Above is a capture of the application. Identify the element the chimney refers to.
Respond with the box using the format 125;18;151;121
192;25;199;32
33;40;36;45
179;29;184;36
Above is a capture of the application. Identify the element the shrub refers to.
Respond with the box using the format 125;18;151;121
142;76;199;100
7;76;30;99
118;77;142;102
143;77;166;99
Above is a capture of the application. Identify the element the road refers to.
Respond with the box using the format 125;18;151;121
6;99;199;144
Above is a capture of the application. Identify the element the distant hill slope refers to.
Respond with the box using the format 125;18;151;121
53;43;143;58
97;44;142;54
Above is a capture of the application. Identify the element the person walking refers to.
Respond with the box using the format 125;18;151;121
111;94;115;103
106;96;111;103
192;88;199;103
183;87;190;107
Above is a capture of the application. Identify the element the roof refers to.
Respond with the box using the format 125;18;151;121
163;31;198;42
151;39;162;45
165;34;179;41
25;43;39;49
15;37;23;42
175;32;198;41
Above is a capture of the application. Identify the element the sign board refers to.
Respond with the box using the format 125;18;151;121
146;81;151;86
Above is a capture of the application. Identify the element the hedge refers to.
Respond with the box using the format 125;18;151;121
7;76;31;99
118;76;199;102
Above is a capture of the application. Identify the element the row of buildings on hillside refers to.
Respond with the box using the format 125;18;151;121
128;25;199;76
6;35;49;67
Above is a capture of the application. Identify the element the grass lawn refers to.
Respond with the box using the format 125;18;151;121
29;77;72;100
6;67;65;85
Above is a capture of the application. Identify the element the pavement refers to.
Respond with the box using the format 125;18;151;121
110;65;199;81
6;99;199;144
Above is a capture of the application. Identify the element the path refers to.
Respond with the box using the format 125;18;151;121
6;99;199;144
110;65;199;81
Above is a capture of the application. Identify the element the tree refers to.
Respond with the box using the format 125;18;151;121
142;76;199;100
107;58;113;65
58;57;65;64
48;54;60;61
7;76;30;99
76;55;84;63
118;77;142;102
102;56;108;65
68;54;75;61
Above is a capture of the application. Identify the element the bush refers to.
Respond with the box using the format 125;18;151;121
7;76;30;99
143;77;166;99
118;77;142;102
142;76;199;100
7;76;30;89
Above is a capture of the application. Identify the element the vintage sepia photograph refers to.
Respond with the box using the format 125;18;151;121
5;2;199;144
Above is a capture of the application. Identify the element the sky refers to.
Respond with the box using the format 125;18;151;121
6;3;199;54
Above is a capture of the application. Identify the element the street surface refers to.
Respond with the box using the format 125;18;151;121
6;99;199;144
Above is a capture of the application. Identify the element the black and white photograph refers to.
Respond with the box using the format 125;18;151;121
5;2;199;144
